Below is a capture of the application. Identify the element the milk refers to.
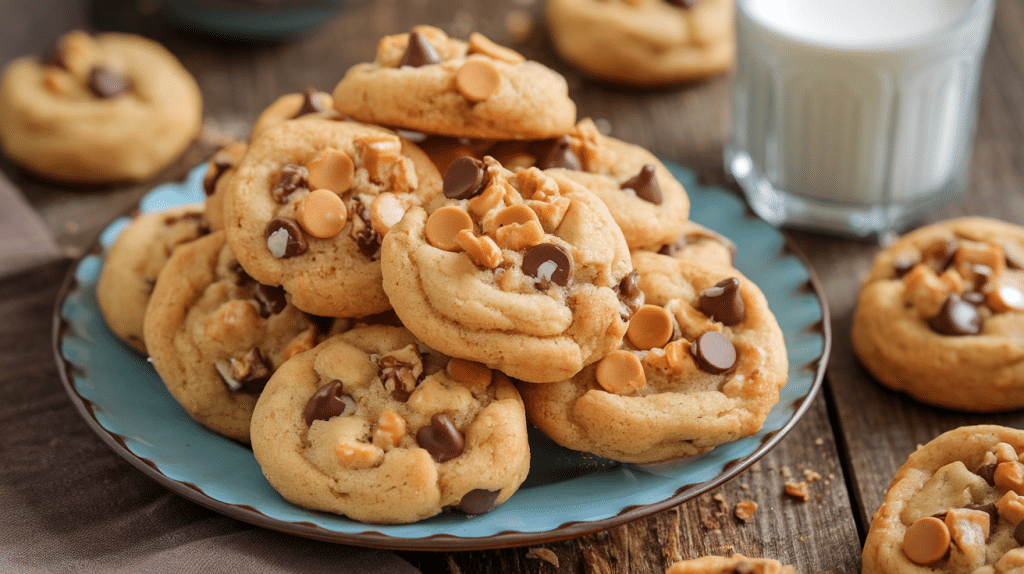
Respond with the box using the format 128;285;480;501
726;0;996;237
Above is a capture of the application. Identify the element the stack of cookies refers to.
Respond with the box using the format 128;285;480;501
97;26;788;524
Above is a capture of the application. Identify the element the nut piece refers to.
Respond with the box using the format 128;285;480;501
903;516;951;565
425;205;474;251
467;32;525;64
996;491;1024;525
455;60;502;102
494;219;545;252
446;358;493;389
372;409;407;449
297;189;348;239
996;442;1020;463
377;344;423;402
335;440;383;469
945;508;988;563
306;148;354;194
456;229;503;269
626;305;674;350
354;134;415;192
595;350;646;395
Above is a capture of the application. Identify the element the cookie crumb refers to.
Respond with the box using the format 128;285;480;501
740;482;750;491
803;468;822;482
815;437;824;445
734;499;758;522
751;461;762;473
781;465;792;478
713;492;728;512
784;481;809;501
526;547;559;567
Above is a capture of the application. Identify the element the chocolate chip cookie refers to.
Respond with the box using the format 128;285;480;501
517;250;787;463
851;217;1024;412
380;156;633;383
0;30;202;183
331;26;577;139
249;324;530;524
223;116;443;318
862;425;1024;574
144;231;335;443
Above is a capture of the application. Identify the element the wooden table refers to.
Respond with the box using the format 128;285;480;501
1;0;1021;572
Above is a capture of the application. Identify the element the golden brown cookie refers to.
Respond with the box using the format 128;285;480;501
517;250;787;463
666;554;798;574
223;116;442;318
96;203;211;354
249;325;530;524
144;231;335;443
331;26;577;140
201;140;247;232
862;425;1024;574
546;0;736;86
852;217;1024;412
381;156;633;383
250;88;339;141
0;30;202;183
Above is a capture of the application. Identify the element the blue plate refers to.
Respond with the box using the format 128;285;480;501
53;162;829;550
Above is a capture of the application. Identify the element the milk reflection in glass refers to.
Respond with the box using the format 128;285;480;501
726;0;996;237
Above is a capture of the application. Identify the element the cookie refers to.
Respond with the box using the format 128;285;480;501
201;140;247;232
644;220;737;268
250;88;339;141
484;119;691;249
666;554;798;574
851;217;1024;412
381;156;633;383
249;324;530;524
96;203;211;354
223;116;443;318
331;26;577;140
0;30;203;183
862;425;1024;574
144;231;335;442
517;250;787;463
546;0;735;86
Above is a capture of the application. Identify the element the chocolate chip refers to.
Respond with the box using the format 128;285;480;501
272;164;310;203
455;488;500;516
692;330;737;374
620;164;663;205
303;380;357;425
536;136;581;171
617;271;644;321
666;0;699;8
522;243;573;287
928;294;982;336
292;87;329;118
352;204;381;260
698;277;745;326
252;283;287;317
659;228;737;263
976;462;998;486
216;348;272;394
163;211;211;237
1016;521;1024;546
443;156;488;200
203;150;235;196
87;66;131;99
399;31;442;67
265;218;308;258
416;413;465;463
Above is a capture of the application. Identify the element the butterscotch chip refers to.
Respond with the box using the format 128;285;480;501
306;147;354;194
595;350;646;395
446;358;493;388
995;461;1024;494
425;205;474;251
335;441;383;469
455;229;502;269
987;279;1024;313
903;516;951;565
455;60;502;102
297;189;348;239
626;305;674;350
492;203;539;228
468;32;525;64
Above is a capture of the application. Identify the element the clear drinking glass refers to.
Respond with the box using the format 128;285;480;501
725;0;997;238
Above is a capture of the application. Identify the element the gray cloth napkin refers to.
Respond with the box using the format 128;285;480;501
0;171;61;277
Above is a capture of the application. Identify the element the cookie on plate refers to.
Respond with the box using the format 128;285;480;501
0;30;202;183
666;554;798;574
644;220;737;268
381;156;633;383
546;0;735;86
862;425;1024;573
851;217;1024;412
249;324;530;524
517;250;787;463
96;203;211;354
250;88;339;141
201;140;247;232
484;119;690;249
223;116;443;318
331;26;576;140
144;231;336;443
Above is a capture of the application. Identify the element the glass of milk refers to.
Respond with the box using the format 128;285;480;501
725;0;996;238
